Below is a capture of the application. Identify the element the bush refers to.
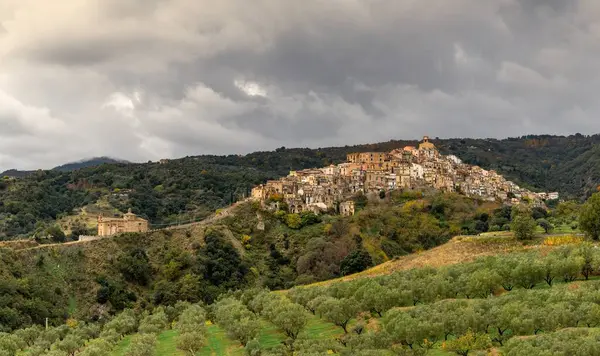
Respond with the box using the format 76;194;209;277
284;214;302;229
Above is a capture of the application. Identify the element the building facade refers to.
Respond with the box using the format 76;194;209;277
97;209;149;236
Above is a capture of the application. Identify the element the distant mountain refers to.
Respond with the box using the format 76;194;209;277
1;157;129;177
52;157;130;172
0;169;36;178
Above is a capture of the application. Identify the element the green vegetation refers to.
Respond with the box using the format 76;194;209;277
5;232;600;355
579;192;600;240
2;134;600;240
0;189;590;334
3;142;600;353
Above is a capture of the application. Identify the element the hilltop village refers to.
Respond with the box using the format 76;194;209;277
251;136;559;216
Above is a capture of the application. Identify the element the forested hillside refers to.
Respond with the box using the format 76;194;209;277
0;191;503;331
1;134;599;239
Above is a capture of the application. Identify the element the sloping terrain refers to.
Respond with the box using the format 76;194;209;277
2;134;600;240
307;234;529;287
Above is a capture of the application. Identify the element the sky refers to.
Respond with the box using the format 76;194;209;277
1;0;600;171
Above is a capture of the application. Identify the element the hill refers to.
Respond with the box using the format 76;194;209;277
0;191;504;330
0;168;36;178
3;228;597;355
52;157;131;172
1;134;599;240
0;157;130;178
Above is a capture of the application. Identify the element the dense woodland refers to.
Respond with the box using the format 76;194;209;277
1;134;600;239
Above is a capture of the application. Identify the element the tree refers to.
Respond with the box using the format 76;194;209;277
268;301;309;341
354;281;398;317
466;269;501;297
138;308;168;335
556;256;584;282
575;243;597;280
0;332;23;356
103;309;138;336
442;330;491;356
177;274;201;303
14;326;43;347
176;332;206;356
175;304;206;334
340;250;373;276
284;214;302;229
317;298;358;333
78;338;113;356
580;193;600;240
300;211;320;227
383;309;441;350
116;248;152;286
195;229;248;303
244;339;261;356
511;213;536;240
328;219;351;239
531;207;548;220
512;260;544;289
537;219;553;234
45;225;66;243
125;334;156;356
542;255;559;286
52;334;84;356
214;298;260;346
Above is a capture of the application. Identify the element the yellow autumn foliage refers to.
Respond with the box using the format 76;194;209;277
66;318;78;328
543;235;584;246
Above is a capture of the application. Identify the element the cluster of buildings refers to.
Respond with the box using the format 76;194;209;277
251;136;558;216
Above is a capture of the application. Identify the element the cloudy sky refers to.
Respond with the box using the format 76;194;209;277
1;0;600;171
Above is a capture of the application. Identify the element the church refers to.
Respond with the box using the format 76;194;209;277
97;209;149;236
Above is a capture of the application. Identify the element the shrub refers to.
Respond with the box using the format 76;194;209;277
543;235;584;246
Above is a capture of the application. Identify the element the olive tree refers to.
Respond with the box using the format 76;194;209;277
214;298;260;346
125;334;156;356
176;332;206;356
317;297;359;333
442;330;491;356
138;308;168;335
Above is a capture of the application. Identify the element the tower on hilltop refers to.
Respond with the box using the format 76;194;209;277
419;135;435;150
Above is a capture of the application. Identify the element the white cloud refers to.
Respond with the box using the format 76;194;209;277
103;92;136;117
234;79;268;97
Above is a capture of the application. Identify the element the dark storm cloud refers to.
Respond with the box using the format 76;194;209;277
0;0;599;171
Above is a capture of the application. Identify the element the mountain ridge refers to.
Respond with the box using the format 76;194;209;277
1;134;599;240
1;156;130;177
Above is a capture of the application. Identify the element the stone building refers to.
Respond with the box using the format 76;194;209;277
97;209;149;236
347;152;387;164
339;201;355;216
